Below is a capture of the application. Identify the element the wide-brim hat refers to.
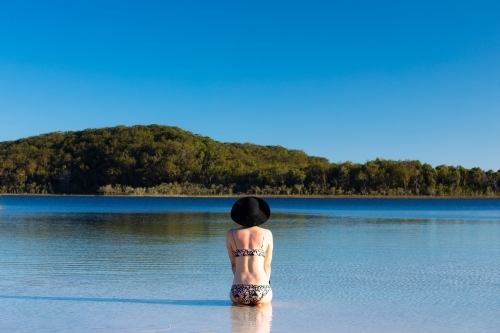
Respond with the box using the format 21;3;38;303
231;196;270;227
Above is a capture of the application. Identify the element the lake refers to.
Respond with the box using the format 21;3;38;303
0;196;499;332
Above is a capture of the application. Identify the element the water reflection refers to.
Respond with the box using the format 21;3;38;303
230;303;273;333
0;211;316;242
1;198;499;332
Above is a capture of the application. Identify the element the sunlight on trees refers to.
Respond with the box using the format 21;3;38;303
0;125;498;196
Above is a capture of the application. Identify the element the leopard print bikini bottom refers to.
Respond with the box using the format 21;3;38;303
231;284;271;305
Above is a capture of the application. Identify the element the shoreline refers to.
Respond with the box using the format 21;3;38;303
1;193;499;199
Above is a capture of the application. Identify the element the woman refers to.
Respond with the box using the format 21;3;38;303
226;196;273;305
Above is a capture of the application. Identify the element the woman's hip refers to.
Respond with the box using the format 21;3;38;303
230;284;272;305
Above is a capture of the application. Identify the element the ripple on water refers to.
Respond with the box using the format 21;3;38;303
1;199;500;332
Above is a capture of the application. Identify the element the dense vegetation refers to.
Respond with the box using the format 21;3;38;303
0;125;498;196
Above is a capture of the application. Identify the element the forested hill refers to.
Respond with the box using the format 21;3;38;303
0;124;498;196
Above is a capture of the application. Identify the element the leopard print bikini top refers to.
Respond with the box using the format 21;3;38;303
232;229;266;257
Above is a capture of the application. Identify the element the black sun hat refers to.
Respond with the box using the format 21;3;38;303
231;196;271;227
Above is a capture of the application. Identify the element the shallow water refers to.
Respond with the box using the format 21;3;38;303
0;196;499;332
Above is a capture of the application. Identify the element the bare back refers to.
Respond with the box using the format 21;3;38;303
226;226;273;285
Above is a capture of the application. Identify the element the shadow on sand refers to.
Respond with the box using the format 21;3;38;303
0;295;230;306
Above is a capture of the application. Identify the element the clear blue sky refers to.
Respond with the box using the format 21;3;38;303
1;1;499;169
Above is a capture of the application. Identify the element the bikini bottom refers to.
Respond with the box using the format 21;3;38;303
231;284;271;305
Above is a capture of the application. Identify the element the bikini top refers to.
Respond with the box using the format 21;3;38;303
232;229;266;257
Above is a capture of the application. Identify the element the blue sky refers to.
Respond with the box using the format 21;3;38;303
1;1;499;169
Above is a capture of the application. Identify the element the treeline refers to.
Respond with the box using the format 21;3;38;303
0;125;498;196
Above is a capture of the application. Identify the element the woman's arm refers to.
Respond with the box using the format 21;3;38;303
226;230;236;275
264;230;273;281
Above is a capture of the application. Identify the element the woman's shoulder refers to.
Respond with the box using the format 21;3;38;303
265;228;273;237
258;227;273;237
226;226;272;235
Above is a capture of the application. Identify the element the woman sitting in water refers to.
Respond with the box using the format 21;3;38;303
226;196;273;306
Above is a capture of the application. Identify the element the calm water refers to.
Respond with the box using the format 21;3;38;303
0;196;499;332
